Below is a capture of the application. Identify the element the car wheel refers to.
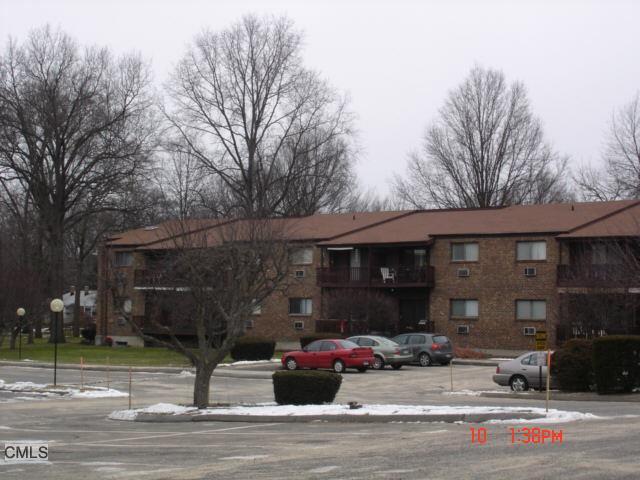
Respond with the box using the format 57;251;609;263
357;367;367;373
418;352;432;367
372;355;385;370
391;364;402;370
284;357;298;371
333;359;346;373
510;375;529;392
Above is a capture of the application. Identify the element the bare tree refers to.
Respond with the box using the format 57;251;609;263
165;15;356;218
0;26;156;342
577;93;640;201
107;219;290;408
393;66;568;209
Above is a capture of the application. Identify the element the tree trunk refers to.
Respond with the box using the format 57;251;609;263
48;222;66;344
27;319;34;344
9;327;18;350
193;361;216;409
73;274;82;338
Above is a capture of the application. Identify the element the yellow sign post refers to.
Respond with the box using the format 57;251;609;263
535;330;547;351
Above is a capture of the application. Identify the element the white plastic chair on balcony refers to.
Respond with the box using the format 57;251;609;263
380;267;396;284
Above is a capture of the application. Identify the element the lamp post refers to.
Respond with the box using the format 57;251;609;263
50;299;64;386
16;308;25;361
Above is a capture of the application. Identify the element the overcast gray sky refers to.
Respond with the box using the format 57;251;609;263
1;0;638;195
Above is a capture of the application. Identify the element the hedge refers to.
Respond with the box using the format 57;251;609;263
593;335;640;394
300;334;340;349
551;339;593;392
273;370;342;405
230;337;276;361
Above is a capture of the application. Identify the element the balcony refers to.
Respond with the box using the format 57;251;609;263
317;265;435;288
134;269;189;289
557;264;639;288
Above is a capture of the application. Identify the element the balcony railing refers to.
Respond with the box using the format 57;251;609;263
557;264;639;288
317;265;435;287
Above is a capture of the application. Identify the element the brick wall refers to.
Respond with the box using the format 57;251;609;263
429;235;559;350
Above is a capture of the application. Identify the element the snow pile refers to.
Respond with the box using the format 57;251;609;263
109;402;196;421
109;402;600;423
217;359;281;367
0;379;127;399
177;370;195;377
443;389;511;396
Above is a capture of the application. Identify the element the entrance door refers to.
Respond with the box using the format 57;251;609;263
398;299;427;333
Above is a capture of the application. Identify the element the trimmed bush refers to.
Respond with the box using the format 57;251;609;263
593;335;640;394
300;333;340;349
80;323;97;344
273;370;342;405
551;339;593;392
230;337;276;361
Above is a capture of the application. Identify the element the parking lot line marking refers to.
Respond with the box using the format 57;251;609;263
79;423;282;445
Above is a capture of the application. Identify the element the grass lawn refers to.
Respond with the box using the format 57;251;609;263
0;337;192;367
0;337;284;367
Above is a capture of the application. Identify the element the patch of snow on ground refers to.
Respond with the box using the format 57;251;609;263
0;379;127;399
443;389;511;396
217;359;281;367
220;455;269;461
109;402;600;424
177;370;195;377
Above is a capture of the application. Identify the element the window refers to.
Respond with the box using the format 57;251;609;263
450;299;479;318
294;270;305;278
409;335;427;345
114;252;133;267
293;320;305;330
305;340;322;351
290;247;313;265
517;241;547;261
520;353;537;366
289;298;312;315
251;300;262;315
516;300;546;320
244;319;254;329
320;341;337;351
356;337;374;347
451;243;478;262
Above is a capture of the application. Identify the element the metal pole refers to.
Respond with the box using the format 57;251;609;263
80;356;84;390
128;366;132;410
106;356;110;390
53;312;58;386
545;349;551;413
18;315;22;361
539;365;542;392
450;359;453;392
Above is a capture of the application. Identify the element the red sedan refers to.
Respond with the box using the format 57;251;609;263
281;339;375;373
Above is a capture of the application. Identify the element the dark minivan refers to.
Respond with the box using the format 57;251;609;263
391;333;454;366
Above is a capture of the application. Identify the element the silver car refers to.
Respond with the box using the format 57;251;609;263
493;351;558;391
347;335;413;370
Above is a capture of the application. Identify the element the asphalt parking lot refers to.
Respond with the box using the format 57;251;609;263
1;364;639;479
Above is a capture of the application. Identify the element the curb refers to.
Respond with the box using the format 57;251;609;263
0;360;274;379
478;391;640;403
452;359;500;367
131;411;545;424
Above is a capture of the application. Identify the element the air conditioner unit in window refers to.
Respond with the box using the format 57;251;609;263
457;325;470;334
294;320;305;330
294;270;305;278
524;267;537;277
523;327;536;336
244;319;254;329
457;268;470;277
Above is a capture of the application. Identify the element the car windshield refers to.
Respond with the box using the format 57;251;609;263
432;335;449;344
337;340;359;349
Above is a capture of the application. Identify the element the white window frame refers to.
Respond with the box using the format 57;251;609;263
290;247;313;265
516;300;547;320
450;299;479;318
289;298;312;316
516;241;547;261
114;251;133;267
451;242;479;262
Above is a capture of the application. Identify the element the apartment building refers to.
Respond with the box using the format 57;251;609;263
96;200;640;350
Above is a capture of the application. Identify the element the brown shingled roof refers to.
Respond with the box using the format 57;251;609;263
558;202;640;238
319;200;639;246
111;211;409;250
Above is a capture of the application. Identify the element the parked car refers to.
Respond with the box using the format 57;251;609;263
493;351;558;391
346;335;413;370
391;333;454;366
281;339;375;373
